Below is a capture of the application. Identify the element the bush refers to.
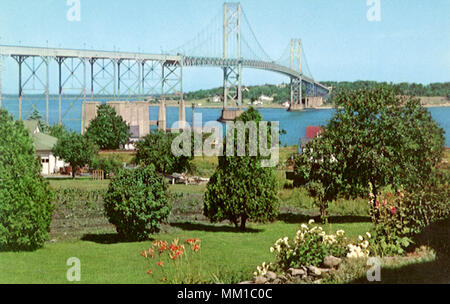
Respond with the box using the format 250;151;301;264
254;221;372;275
104;165;171;240
0;109;53;251
90;154;123;177
203;108;279;230
371;184;450;256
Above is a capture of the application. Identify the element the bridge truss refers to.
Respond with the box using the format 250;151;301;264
0;2;330;129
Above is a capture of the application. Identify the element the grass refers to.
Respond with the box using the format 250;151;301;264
0;220;371;284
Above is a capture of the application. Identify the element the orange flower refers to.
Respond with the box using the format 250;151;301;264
157;261;164;267
161;277;166;282
146;269;152;275
193;244;200;252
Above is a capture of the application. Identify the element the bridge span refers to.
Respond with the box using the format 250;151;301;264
0;2;330;129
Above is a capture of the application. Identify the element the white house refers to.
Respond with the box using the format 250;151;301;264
212;95;222;103
24;120;67;176
258;95;274;103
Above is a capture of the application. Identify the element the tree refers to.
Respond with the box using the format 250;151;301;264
293;87;445;220
85;104;130;150
134;130;191;175
47;123;69;140
203;107;279;230
28;109;49;133
52;131;98;178
104;165;171;240
0;109;53;251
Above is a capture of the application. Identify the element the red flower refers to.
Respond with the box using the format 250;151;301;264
157;261;164;267
146;269;152;275
390;206;397;214
193;244;200;252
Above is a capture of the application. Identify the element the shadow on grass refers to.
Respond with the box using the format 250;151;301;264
349;217;450;284
170;221;263;233
277;212;371;224
81;233;154;244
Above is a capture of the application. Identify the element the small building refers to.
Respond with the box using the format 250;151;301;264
212;95;222;103
258;95;274;103
23;120;66;176
298;126;322;154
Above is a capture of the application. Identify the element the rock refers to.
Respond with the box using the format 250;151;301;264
49;239;57;243
238;281;254;284
289;268;306;277
308;266;322;276
273;278;282;284
277;274;287;282
323;255;342;268
313;279;322;284
265;271;277;281
254;276;267;284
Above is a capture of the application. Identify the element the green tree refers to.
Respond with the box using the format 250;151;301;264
0;109;53;251
47;123;69;140
134;130;191;175
28;109;49;133
203;107;279;230
104;165;171;240
52;131;98;178
293;87;445;220
85;104;130;150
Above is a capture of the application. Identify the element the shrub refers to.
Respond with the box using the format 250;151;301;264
104;165;171;240
254;220;372;275
0;109;53;251
90;154;123;177
203;108;279;230
371;185;450;256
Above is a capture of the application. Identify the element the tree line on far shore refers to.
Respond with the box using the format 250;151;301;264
184;81;450;104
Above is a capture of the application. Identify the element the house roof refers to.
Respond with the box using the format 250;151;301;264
32;132;58;151
305;126;322;139
23;120;58;151
23;120;39;134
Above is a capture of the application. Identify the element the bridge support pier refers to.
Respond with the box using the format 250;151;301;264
158;98;166;131
289;77;304;111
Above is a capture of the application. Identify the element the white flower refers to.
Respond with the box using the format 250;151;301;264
366;232;371;239
336;230;345;236
301;224;308;229
361;240;369;249
270;247;274;253
308;219;315;225
358;235;364;242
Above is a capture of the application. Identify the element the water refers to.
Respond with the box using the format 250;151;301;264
1;97;449;147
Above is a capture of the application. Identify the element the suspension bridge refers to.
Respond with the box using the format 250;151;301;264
0;2;330;130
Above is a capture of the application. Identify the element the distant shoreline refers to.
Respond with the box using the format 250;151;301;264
151;103;450;110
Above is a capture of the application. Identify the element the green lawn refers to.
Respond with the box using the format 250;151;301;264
0;220;371;284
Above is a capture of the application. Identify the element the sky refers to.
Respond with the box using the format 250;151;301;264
0;0;449;93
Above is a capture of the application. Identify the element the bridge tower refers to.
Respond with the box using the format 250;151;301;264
289;39;304;111
219;2;243;121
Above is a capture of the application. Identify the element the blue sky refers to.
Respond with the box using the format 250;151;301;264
0;0;449;93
